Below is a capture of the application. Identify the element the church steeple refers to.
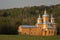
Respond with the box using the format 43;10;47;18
43;9;49;16
42;9;49;22
50;14;55;23
44;9;47;14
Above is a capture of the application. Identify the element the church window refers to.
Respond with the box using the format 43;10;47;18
45;31;47;35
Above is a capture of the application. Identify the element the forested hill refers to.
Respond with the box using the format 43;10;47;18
0;4;60;34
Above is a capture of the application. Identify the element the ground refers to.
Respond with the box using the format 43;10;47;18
0;35;60;40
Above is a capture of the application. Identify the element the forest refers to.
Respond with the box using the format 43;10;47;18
0;4;60;35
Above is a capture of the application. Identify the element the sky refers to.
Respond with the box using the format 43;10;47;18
0;0;60;9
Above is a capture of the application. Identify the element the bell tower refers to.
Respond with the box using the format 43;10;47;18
50;14;57;35
42;9;49;22
42;9;49;29
35;14;42;27
51;14;55;23
50;14;56;29
37;14;42;24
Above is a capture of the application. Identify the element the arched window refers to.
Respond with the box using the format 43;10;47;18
45;31;47;35
49;30;53;35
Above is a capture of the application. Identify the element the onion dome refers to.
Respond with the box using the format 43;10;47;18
51;14;54;19
38;14;42;19
37;14;42;24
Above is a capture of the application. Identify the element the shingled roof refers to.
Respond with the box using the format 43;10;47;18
20;25;36;28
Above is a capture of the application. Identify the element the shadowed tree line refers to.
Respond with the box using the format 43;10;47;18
0;4;60;35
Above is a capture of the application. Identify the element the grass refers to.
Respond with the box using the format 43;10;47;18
0;34;60;40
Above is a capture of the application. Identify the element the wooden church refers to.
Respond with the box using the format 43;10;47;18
18;9;57;36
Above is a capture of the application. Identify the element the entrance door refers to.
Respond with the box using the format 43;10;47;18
45;31;47;36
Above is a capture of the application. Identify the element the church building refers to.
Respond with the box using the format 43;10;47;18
18;9;57;36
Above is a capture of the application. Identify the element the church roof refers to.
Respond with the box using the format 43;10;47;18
43;14;49;16
47;25;53;28
38;18;42;20
43;22;51;24
36;22;42;24
20;25;36;28
51;17;54;19
52;23;56;24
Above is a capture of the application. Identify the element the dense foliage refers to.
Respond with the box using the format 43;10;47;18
0;4;60;34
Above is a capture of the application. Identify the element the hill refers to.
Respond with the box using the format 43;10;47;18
0;4;60;34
